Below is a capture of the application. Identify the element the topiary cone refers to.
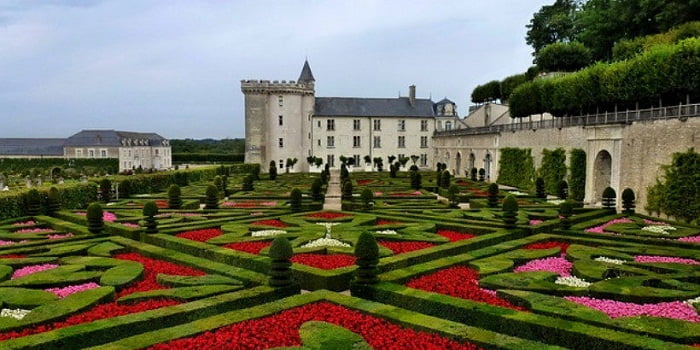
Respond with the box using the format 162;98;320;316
86;202;104;234
26;189;41;216
47;187;61;216
354;232;379;284
142;200;159;234
268;237;294;287
502;195;519;227
205;184;219;209
167;184;182;209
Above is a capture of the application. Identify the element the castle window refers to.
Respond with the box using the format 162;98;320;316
75;149;83;157
279;159;284;169
317;139;321;146
327;136;335;148
278;96;283;107
353;119;361;130
317;120;321;128
373;120;381;131
421;120;428;131
398;120;406;131
327;154;335;168
279;138;284;148
353;155;360;165
100;149;107;157
421;136;428;148
353;136;361;148
373;136;381;148
445;121;452;130
279;115;283;126
327;119;335;131
420;154;428;166
398;136;405;148
88;149;95;158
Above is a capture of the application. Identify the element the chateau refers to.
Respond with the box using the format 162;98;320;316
241;61;461;172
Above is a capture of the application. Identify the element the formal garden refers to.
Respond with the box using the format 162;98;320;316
0;159;697;349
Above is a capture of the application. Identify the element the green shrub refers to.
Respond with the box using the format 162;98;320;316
646;148;699;223
557;180;568;200
341;164;349;180
142;201;159;234
502;195;518;227
535;178;546;198
167;185;182;209
471;80;501;103
342;181;353;200
213;176;223;194
268;237;293;287
478;168;485;182
539;148;567;194
559;201;574;229
498;148;535;190
269;161;277;180
447;184;460;208
290;188;302;212
46;187;61;216
536;42;592;72
569;149;586;201
99;179;112;203
621;188;635;214
311;179;323;201
470;168;478;181
487;183;499;208
205;185;219;209
86;202;104;234
440;170;451;188
360;188;374;210
410;172;421;190
353;232;379;285
602;187;616;209
26;189;41;216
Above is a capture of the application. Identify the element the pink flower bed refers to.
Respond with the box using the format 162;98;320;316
565;296;700;322
12;221;36;226
634;255;699;265
77;212;117;222
122;222;139;228
584;218;633;234
528;219;544;225
15;228;53;233
0;240;16;246
678;235;700;244
643;219;668;225
46;282;100;298
12;264;59;279
514;256;572;276
47;233;74;240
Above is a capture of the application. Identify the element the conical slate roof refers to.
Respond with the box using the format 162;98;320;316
298;60;315;83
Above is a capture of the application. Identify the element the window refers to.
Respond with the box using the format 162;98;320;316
421;120;428;131
398;136;405;148
373;120;381;131
445;121;452;130
373;136;381;148
420;136;428;148
317;120;321;128
353;154;360;165
279;138;284;148
279;159;284;169
420;154;428;166
279;115;283;126
327;154;335;168
317;139;321;146
327;136;335;148
353;136;361;148
398;120;406;131
154;149;158;156
353;119;361;130
88;149;95;158
327;119;335;131
278;96;283;107
76;149;83;157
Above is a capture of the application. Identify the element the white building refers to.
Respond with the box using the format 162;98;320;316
242;61;460;172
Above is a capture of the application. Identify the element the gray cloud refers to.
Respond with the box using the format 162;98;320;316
0;1;547;139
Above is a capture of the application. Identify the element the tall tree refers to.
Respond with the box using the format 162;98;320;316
526;0;580;55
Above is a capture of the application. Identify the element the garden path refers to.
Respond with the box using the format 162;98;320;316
322;170;342;211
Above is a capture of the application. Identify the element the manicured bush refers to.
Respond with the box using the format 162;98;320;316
118;179;132;198
468;168;476;181
213;176;223;196
360;188;374;210
440;170;451;188
602;187;616;209
142;201;159;234
536;41;592;72
557;180;568;200
290;188;302;212
409;164;418;172
46;187;61;216
539;148;567;194
341;164;349;180
268;237;293;287
447;184;460;208
471;80;501;103
311;179;323;201
535;178;546;199
559;201;574;229
269;161;277;180
389;163;398;178
569;149;586;201
502;195;518;227
26;189;41;216
646;148;699;223
242;175;254;191
497;148;535;190
478;168;486;182
410;172;422;190
342;181;353;200
205;185;219;209
86;202;104;234
487;183;499;208
168;185;182;209
621;188;635;214
99;179;112;202
354;232;379;285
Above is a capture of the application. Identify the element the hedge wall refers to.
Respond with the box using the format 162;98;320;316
510;37;700;118
539;148;567;195
0;183;97;220
569;149;586;202
497;148;535;190
0;158;118;175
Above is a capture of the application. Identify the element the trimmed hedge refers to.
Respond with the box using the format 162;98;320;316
497;148;535;190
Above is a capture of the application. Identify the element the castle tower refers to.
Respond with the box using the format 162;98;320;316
241;60;316;172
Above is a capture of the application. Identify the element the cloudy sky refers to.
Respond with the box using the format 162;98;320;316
0;0;548;139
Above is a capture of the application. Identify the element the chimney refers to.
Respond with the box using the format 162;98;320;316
409;85;416;106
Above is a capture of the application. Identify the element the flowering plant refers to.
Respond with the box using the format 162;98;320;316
593;256;626;265
555;276;591;287
436;229;475;242
47;233;74;240
379;241;434;254
585;218;633;234
291;254;356;269
528;219;544;225
0;308;31;320
12;264;59;279
301;237;351;248
565;296;700;322
305;212;351;219
175;229;222;242
633;255;698;265
640;225;676;235
514;257;572;276
375;229;398;235
224;241;271;255
46;282;101;298
12;221;36;226
678;235;700;243
251;230;287;237
251;219;288;228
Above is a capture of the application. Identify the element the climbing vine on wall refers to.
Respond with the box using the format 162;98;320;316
497;148;535;190
569;149;586;202
539;148;567;194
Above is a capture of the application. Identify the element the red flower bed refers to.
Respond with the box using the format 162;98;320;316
0;299;180;341
437;229;476;242
175;228;223;243
406;266;526;311
524;241;570;254
469;189;489;197
224;241;272;255
155;200;169;208
291;253;356;270
379;241;435;254
113;252;205;297
149;302;478;350
357;179;373;185
305;212;351;219
376;219;402;226
251;219;288;228
0;254;27;259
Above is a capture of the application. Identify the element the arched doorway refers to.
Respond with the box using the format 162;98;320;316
484;153;492;180
469;153;475;171
455;152;462;175
593;150;612;202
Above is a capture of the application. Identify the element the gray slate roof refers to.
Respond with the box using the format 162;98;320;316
64;130;166;147
298;60;315;83
314;97;435;118
436;98;455;105
0;138;65;156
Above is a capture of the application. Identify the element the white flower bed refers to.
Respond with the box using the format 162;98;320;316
1;308;30;320
555;276;591;288
641;225;676;235
685;296;700;305
301;237;351;248
594;256;626;265
547;199;566;205
375;229;398;235
251;230;287;237
508;191;529;196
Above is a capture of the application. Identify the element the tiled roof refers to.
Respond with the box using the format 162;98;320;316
0;138;65;156
64;130;166;147
314;97;435;118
